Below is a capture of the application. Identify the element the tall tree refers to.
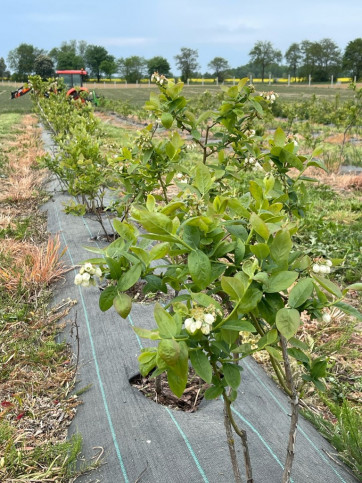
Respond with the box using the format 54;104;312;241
343;38;362;80
85;45;110;82
299;38;341;81
285;43;302;80
34;54;55;79
147;56;171;77
49;40;87;70
207;57;230;82
249;41;282;82
100;56;118;80
7;43;43;81
174;47;199;82
0;57;7;78
117;56;146;83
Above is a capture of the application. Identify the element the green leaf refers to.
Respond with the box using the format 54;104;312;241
189;350;212;383
287;347;310;364
167;341;188;397
274;127;286;147
222;319;255;332
270;230;292;264
117;263;142;291
345;283;362;292
105;257;124;279
333;302;362;321
249;181;263;202
250;243;270;260
133;326;161;340
264;271;298;293
276;308;301;340
223;363;241;390
250;213;269;240
113;293;132;319
257;329;278;349
191;128;201;141
204;384;224;400
188;250;212;290
154;303;177;338
190;292;222;312
265;346;283;361
99;285;117;312
193;163;213;195
161;112;173;128
158;339;180;366
310;359;327;379
238;286;263;313
288;278;314;308
138;351;157;376
312;275;342;298
221;276;246;301
146;194;156;212
149;242;169;261
133;210;173;235
307;158;328;172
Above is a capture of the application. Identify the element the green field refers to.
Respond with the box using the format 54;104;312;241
91;83;357;106
1;81;357;114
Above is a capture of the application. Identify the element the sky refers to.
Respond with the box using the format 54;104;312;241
2;0;361;75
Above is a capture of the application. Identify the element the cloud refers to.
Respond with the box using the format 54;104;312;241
94;37;151;47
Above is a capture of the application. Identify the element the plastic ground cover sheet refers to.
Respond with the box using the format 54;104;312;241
42;186;359;483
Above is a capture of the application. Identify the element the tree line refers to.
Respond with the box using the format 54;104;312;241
1;38;361;83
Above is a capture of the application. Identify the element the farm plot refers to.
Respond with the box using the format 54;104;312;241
1;75;361;482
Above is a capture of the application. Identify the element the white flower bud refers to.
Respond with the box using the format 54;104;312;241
312;264;320;273
325;260;333;267
195;319;202;330
82;272;91;281
84;263;93;272
184;318;193;332
324;266;331;274
319;265;328;274
176;173;183;179
204;313;215;325
190;321;198;334
81;279;90;287
201;324;211;335
322;313;331;323
95;267;102;278
74;273;83;285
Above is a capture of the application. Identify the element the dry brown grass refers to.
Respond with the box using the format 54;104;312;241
0;235;68;295
0;115;46;203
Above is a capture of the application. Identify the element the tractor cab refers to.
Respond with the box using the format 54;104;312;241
56;69;88;99
56;69;87;88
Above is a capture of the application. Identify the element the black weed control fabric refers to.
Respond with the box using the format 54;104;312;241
42;131;357;483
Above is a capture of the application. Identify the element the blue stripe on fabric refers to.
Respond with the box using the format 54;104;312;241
55;207;130;483
165;407;210;483
243;359;347;483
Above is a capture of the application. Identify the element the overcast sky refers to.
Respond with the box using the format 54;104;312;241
2;0;361;74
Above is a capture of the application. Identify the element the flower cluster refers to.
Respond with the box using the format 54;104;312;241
312;259;332;274
286;133;298;147
184;305;219;335
176;172;188;183
244;156;262;171
260;91;279;103
74;262;102;287
151;72;168;86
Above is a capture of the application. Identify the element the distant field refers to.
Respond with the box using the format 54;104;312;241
90;83;357;107
0;81;358;114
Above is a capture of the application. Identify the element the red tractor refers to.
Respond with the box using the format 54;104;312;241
11;69;94;102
